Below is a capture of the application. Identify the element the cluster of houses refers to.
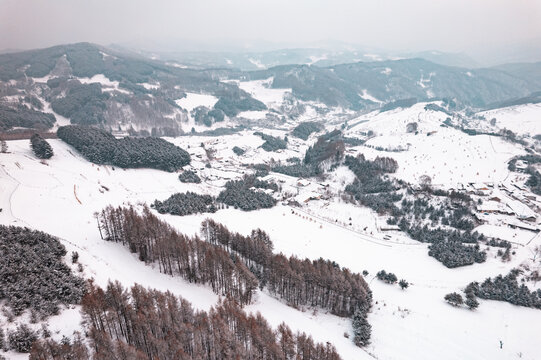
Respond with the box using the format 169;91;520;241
468;181;540;233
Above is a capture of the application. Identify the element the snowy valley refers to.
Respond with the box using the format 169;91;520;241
1;42;541;360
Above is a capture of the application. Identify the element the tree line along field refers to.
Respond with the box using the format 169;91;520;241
153;175;277;215
0;207;366;357
29;282;342;360
2;99;541;359
0;104;56;131
95;205;373;347
57;125;191;171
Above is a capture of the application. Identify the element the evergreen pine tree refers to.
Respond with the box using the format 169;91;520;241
352;307;371;347
0;327;5;351
8;324;37;353
444;292;464;306
399;279;409;290
385;272;398;284
465;295;479;310
30;133;53;159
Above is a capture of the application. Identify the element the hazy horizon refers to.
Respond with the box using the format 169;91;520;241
1;0;541;64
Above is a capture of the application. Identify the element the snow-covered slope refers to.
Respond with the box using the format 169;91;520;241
346;103;524;187
238;78;291;109
478;103;541;137
1;136;541;360
0;140;367;359
175;92;219;112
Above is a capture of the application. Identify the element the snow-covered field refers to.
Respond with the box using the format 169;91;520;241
2;101;541;359
138;81;160;90
175;92;219;112
78;73;131;94
347;103;524;187
237;78;291;109
478;103;541;137
1;133;541;360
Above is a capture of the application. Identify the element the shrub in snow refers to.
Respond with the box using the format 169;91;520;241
376;270;398;284
8;324;37;353
153;191;217;216
444;292;463;306
399;279;409;290
232;146;245;156
30;133;53;159
178;170;201;184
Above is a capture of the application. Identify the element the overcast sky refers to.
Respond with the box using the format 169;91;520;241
1;0;540;54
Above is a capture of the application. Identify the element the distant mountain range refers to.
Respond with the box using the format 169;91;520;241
132;47;481;71
246;58;541;110
0;43;266;135
1;42;541;134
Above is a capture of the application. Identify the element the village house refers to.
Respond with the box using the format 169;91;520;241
505;219;540;233
476;201;507;214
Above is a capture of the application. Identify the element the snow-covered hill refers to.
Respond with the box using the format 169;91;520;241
1;127;541;359
346;103;525;187
478;103;541;137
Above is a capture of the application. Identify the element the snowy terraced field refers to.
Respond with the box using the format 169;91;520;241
175;92;219;112
478;103;541;137
237;78;291;108
78;74;131;94
166;129;308;167
1;132;541;360
347;103;524;187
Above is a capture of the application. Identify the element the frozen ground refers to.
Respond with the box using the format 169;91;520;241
347;103;524;187
1;137;541;360
78;74;131;94
1;101;541;359
478;103;541;137
175;92;219;112
237;78;291;109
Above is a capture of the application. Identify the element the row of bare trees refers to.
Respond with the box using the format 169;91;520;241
96;206;257;305
200;219;372;318
30;282;342;360
95;206;372;346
